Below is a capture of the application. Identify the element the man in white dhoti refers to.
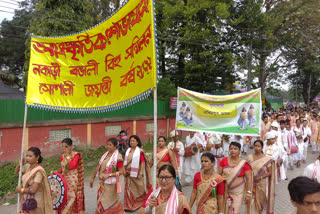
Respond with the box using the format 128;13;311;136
285;121;300;169
280;120;289;180
303;155;320;182
263;131;281;183
182;131;203;186
168;130;185;178
271;122;287;180
296;135;304;167
302;119;311;163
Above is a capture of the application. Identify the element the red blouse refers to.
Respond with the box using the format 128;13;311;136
193;172;225;195
157;149;170;162
60;153;79;170
116;160;124;169
128;150;145;163
219;157;251;177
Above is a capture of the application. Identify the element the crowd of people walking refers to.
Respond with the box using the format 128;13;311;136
14;107;320;214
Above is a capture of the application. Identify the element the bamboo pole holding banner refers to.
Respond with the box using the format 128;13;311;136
17;103;28;213
152;88;157;214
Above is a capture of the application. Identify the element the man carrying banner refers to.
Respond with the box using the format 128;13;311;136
167;130;185;178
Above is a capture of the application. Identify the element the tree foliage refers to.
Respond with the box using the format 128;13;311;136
0;0;33;86
0;0;319;105
276;0;320;104
155;0;235;95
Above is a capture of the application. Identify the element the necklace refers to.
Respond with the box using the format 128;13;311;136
159;191;170;202
29;163;39;170
65;152;72;160
230;157;239;165
203;171;214;180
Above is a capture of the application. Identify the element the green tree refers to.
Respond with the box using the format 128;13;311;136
276;0;320;104
157;77;177;101
90;0;121;25
0;0;33;86
156;0;236;94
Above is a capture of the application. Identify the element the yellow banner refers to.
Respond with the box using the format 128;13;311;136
196;102;238;118
26;0;158;112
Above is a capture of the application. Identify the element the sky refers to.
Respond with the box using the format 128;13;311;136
0;0;22;22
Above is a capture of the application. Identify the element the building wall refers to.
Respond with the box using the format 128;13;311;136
91;121;133;148
28;124;87;155
0;118;177;162
0;127;23;161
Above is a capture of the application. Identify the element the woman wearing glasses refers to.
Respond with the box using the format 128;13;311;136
138;164;191;214
190;152;225;214
218;142;253;214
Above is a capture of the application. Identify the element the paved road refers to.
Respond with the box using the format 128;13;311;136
1;148;318;214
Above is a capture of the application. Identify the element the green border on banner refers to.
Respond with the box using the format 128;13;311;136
175;87;262;136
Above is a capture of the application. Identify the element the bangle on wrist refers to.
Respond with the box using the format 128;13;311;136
21;188;24;194
145;205;150;213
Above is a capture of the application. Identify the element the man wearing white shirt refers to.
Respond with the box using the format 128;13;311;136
168;130;185;178
279;120;289;180
303;155;320;182
263;131;281;183
196;132;206;152
285;121;300;169
221;134;231;156
302;119;312;163
293;119;303;136
182;131;203;186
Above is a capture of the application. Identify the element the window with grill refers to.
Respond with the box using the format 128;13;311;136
146;122;154;132
49;129;71;142
105;125;121;136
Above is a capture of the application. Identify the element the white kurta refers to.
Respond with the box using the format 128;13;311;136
285;129;299;163
263;142;281;184
211;147;224;171
222;138;230;156
183;134;203;183
301;126;311;161
274;129;287;180
168;141;185;178
293;125;303;136
297;139;304;161
303;160;320;182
